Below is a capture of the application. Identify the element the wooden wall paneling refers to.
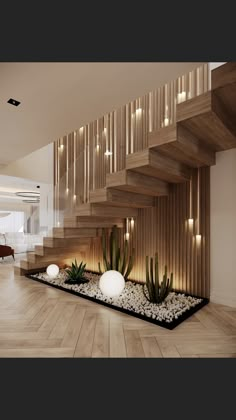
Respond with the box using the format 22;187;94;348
51;64;210;297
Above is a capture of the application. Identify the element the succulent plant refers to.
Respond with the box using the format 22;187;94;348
143;253;173;303
98;225;134;280
64;259;88;284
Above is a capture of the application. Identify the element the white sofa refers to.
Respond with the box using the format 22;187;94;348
3;232;43;254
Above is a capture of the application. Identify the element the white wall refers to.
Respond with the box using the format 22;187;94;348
210;149;236;307
0;143;54;184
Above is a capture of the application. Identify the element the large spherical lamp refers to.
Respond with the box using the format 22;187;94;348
46;264;59;279
99;270;125;298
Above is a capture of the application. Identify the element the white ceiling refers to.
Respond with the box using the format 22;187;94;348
0;62;203;167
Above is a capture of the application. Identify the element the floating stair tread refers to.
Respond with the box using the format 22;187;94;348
177;91;236;151
34;244;89;257
52;227;98;239
212;62;236;91
43;237;91;248
75;203;138;218
89;187;154;208
63;215;124;228
126;148;191;183
149;124;215;167
27;250;86;264
106;170;169;196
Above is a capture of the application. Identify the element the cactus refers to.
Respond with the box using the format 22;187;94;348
65;259;88;284
143;253;173;303
98;225;134;280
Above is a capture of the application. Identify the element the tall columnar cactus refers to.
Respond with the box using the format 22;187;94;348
144;253;173;303
98;225;134;280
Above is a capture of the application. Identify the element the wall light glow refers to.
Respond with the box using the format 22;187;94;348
188;218;194;227
196;234;202;244
104;150;112;156
164;117;169;126
177;91;187;103
130;218;135;229
125;232;130;241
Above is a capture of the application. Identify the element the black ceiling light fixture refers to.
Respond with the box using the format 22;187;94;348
7;98;21;106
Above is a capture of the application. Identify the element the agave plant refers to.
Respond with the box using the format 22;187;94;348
143;253;173;303
98;225;134;280
64;259;88;284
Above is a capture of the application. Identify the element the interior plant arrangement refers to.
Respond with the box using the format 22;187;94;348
64;259;88;284
143;253;173;303
98;225;134;280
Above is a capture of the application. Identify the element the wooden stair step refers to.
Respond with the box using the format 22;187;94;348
177;90;236;151
43;237;91;248
89;187;154;208
106;170;169;196
149;124;216;167
52;227;98;239
75;203;138;218
27;249;86;264
126;148;191;183
20;258;69;274
63;215;124;228
212;62;236;91
34;244;89;257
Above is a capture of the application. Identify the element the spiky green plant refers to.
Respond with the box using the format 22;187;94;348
65;259;88;284
143;253;173;303
98;225;134;280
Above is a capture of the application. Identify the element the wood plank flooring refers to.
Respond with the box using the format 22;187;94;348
0;256;236;357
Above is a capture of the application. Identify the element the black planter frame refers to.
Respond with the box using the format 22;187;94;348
26;271;209;330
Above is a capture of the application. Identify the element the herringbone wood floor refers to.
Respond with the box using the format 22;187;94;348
0;256;236;357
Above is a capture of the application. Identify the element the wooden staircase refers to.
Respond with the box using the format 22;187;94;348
16;62;236;276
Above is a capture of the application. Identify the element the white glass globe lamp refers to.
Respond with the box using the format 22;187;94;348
46;264;59;279
99;270;125;298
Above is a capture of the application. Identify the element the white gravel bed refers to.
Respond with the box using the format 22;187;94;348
30;270;203;324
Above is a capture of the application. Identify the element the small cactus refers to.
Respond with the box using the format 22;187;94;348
98;225;134;280
143;253;173;303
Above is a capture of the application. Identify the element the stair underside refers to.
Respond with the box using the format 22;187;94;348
149;124;216;167
89;188;154;208
106;170;169;196
176;90;236;152
126;148;192;182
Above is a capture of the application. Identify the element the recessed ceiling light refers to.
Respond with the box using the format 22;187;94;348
7;98;21;107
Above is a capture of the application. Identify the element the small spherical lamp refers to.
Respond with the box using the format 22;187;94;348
99;270;125;298
46;264;59;279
